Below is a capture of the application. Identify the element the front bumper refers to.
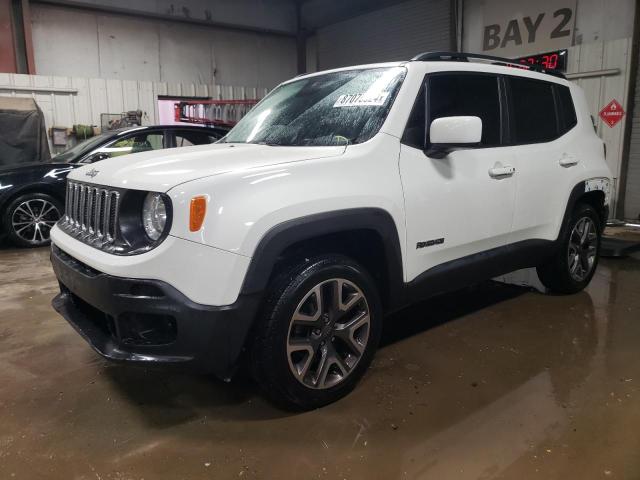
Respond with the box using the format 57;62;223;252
50;244;260;379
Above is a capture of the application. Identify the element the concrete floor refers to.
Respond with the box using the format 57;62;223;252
1;247;639;480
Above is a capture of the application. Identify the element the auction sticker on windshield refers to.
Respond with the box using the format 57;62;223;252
334;92;389;107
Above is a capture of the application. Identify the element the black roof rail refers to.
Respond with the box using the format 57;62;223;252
410;51;566;79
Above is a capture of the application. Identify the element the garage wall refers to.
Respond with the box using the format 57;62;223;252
309;0;451;71
565;39;634;218
30;3;297;90
38;0;298;33
625;52;640;220
0;72;268;152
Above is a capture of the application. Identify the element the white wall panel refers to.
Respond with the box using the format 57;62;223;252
158;23;214;85
30;4;296;90
97;15;161;81
31;6;100;79
71;77;92;126
314;0;451;70
88;78;108;126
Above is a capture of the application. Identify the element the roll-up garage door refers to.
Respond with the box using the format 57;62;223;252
625;55;640;220
315;0;451;70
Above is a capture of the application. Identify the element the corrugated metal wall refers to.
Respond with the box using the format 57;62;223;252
624;51;640;220
0;72;268;152
565;39;634;218
313;0;451;70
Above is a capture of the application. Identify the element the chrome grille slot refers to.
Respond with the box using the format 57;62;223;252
61;181;121;247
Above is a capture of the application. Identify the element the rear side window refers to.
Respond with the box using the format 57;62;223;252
428;73;501;146
508;77;558;143
556;85;577;133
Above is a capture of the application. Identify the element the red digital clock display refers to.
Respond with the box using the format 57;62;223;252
516;49;568;72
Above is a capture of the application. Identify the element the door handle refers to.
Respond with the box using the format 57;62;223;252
559;154;579;167
488;165;516;178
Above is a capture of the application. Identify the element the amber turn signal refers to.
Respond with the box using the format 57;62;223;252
189;196;207;232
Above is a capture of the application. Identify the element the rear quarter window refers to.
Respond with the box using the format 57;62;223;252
508;76;558;144
556;85;577;133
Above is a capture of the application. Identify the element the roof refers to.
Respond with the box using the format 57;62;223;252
410;51;567;79
290;51;567;86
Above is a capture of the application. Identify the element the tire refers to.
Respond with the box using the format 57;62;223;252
250;254;383;410
537;203;602;294
3;193;63;248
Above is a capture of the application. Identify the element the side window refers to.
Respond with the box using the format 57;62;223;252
174;130;218;147
93;132;165;160
402;84;426;149
428;73;501;146
508;77;558;143
556;85;577;133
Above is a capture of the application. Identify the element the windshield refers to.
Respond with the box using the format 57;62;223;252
54;133;112;162
223;66;406;147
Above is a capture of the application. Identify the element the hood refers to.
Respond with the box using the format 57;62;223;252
0;161;73;175
68;143;346;192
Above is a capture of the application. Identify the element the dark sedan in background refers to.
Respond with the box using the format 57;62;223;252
0;124;227;247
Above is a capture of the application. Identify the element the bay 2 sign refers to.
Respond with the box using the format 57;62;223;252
479;0;576;56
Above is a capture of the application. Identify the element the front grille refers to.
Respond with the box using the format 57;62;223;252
60;181;120;246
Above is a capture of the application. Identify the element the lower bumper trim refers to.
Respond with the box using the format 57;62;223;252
50;244;261;378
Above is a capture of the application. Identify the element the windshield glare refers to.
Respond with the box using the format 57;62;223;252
224;66;406;147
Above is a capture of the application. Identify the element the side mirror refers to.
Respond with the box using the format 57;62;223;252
85;152;109;163
425;116;482;159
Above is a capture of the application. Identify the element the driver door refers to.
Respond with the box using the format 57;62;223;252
399;72;517;283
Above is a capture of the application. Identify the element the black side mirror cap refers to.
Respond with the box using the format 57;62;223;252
424;145;451;159
424;142;480;159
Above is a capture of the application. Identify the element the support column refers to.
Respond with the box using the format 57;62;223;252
0;0;18;72
0;0;35;74
295;0;306;75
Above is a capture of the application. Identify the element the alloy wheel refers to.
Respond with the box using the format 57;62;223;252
567;216;598;282
286;278;371;389
11;199;61;245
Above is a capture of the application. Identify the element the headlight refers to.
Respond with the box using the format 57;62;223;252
142;192;167;241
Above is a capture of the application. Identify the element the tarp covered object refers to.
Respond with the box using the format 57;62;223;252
0;97;51;167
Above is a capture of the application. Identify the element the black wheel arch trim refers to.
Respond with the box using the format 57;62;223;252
560;180;608;235
239;208;406;311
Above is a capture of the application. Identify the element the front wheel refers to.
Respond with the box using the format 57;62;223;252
250;255;382;410
3;193;62;247
537;203;602;294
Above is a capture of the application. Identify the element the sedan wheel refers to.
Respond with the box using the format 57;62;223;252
7;195;62;247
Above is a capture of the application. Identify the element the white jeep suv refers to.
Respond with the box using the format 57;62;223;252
50;52;611;409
